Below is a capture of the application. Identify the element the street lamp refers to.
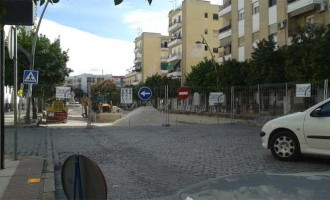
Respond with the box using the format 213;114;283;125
195;34;219;86
25;0;50;123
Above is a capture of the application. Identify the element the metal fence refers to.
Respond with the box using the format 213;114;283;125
125;79;329;122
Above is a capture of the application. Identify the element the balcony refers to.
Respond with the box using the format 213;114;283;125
218;54;231;63
168;36;182;47
218;45;231;63
219;0;231;17
167;71;181;79
134;46;141;53
134;57;142;64
169;20;182;33
167;52;182;63
161;56;168;62
161;44;168;50
218;25;232;40
288;0;324;17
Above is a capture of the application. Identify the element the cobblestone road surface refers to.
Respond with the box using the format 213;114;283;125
51;124;330;200
4;107;330;200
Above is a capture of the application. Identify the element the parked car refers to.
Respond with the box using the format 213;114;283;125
260;98;330;161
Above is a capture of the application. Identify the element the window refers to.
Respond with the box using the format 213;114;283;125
204;46;208;51
205;29;208;34
252;2;259;15
238;9;244;21
269;0;276;7
213;48;219;53
213;14;219;20
205;13;208;18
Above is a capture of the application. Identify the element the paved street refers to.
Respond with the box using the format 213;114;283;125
51;124;330;199
4;108;330;200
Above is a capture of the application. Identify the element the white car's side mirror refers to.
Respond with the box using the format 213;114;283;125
313;108;322;117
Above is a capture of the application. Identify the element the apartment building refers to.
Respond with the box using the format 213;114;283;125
167;0;222;83
65;74;114;93
124;71;142;86
132;32;170;83
218;0;329;63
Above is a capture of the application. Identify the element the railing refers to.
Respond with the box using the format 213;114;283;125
169;20;182;28
219;25;231;33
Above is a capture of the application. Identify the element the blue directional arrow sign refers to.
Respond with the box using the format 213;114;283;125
138;86;152;101
23;70;39;84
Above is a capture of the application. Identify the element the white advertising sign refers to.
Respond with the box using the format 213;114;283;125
209;92;225;106
296;84;311;97
121;88;133;104
56;87;71;99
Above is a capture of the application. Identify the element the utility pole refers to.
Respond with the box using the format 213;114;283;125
25;0;50;124
200;34;219;86
0;24;5;169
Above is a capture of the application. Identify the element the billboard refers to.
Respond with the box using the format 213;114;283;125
121;88;133;104
56;87;71;99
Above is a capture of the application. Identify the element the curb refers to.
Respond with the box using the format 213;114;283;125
41;130;55;200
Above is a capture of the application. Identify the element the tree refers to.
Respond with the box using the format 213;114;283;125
285;24;330;82
5;28;71;111
218;59;247;86
185;57;219;88
185;58;221;111
144;74;180;98
246;35;286;85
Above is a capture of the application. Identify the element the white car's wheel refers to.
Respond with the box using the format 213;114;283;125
270;131;300;161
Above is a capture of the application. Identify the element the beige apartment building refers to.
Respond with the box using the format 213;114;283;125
218;0;329;63
167;0;222;83
129;32;170;84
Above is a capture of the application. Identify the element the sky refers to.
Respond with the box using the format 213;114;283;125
9;0;222;76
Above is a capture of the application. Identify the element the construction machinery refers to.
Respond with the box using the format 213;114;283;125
46;100;68;123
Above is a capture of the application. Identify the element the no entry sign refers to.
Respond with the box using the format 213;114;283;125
177;87;189;100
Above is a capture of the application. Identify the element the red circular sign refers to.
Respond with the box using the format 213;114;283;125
177;87;189;100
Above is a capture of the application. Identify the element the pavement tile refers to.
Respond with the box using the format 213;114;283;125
1;157;44;200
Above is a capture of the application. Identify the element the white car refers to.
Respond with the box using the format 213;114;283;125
261;98;330;161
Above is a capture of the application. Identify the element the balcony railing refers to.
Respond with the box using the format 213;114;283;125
168;36;182;47
219;24;231;33
288;0;324;17
223;0;231;8
167;52;182;62
219;1;232;17
169;20;182;32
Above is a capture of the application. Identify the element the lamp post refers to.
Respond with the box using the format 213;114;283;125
195;34;219;86
25;0;50;123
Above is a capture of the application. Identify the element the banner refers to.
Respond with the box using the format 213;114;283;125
209;92;225;106
296;84;311;97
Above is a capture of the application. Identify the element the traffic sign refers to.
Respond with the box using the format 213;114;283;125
138;86;152;101
177;87;189;100
23;70;38;84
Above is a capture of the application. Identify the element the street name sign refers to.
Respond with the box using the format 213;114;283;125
138;86;152;101
23;70;38;84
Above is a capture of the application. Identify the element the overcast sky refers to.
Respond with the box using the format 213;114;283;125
6;0;222;76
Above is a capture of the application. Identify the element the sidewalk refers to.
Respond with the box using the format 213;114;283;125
4;111;40;128
0;156;55;200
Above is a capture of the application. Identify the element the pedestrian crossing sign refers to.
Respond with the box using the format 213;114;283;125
23;70;39;84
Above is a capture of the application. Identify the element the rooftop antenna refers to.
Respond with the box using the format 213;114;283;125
134;27;142;36
168;0;177;10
